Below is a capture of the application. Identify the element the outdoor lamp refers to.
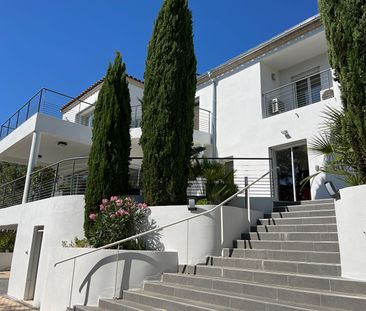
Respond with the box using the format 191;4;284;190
324;181;340;200
188;199;197;211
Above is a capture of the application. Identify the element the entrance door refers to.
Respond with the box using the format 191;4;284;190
274;144;311;201
24;226;44;301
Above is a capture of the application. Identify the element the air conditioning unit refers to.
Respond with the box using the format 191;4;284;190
271;98;279;114
320;88;334;100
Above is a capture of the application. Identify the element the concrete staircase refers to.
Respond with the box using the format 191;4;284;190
75;199;366;311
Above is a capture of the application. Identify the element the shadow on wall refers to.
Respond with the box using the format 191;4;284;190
78;252;161;306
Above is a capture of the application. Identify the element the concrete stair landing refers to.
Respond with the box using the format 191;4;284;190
75;199;366;311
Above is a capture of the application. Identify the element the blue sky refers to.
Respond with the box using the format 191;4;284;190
0;0;318;123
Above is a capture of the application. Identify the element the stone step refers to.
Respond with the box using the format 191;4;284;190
123;289;235;310
234;240;340;252
99;298;165;311
222;248;340;264
268;209;335;219
74;307;102;311
142;281;339;311
242;232;338;242
273;203;335;213
207;256;341;277
161;274;366;310
183;266;366;297
259;216;336;225
255;224;337;233
274;199;334;206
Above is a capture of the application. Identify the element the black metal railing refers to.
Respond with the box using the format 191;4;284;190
262;69;334;118
0;157;273;209
0;88;95;141
1;89;212;141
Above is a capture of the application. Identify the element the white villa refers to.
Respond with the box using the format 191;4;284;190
1;14;365;311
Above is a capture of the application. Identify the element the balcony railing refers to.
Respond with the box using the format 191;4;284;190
0;88;212;141
262;69;334;118
0;157;273;209
0;88;95;141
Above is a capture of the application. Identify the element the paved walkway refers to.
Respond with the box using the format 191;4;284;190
0;297;33;310
0;272;33;310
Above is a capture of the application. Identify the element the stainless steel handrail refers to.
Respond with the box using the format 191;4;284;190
54;170;271;267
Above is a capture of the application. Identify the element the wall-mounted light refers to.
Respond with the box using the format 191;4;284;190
280;130;291;139
324;181;340;200
57;141;68;147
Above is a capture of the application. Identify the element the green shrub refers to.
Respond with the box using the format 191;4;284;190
87;196;154;249
190;159;238;205
0;230;16;252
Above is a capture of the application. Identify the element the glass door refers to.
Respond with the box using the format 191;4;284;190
274;144;311;201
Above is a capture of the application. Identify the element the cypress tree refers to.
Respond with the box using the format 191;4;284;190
318;0;366;182
141;0;197;205
84;52;131;238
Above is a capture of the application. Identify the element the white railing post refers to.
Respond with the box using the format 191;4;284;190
113;244;120;299
22;131;41;204
68;258;76;309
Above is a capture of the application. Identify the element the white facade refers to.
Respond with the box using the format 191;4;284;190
0;14;347;309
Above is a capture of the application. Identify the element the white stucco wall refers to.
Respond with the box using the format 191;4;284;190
6;196;85;308
335;185;366;281
150;204;263;265
42;249;178;311
196;45;342;201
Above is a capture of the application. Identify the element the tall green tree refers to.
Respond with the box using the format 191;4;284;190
318;0;366;183
84;52;131;238
141;0;197;205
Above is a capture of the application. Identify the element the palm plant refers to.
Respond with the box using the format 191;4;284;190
305;107;362;186
190;158;238;204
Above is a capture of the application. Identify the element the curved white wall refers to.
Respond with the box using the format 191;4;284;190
41;249;178;311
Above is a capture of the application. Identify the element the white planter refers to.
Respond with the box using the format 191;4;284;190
335;184;366;280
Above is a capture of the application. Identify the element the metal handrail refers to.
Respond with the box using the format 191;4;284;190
0;157;89;189
54;170;271;267
262;68;332;95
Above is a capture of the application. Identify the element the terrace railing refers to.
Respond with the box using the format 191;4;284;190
0;88;95;141
131;104;211;133
0;157;272;209
0;88;212;141
262;69;334;118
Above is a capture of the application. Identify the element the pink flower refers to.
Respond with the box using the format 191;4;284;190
118;209;129;216
89;213;97;221
102;199;109;205
110;196;118;202
99;204;106;211
138;203;148;209
116;199;123;207
110;214;116;219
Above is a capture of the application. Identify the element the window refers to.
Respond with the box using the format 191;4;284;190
292;67;321;108
77;110;94;127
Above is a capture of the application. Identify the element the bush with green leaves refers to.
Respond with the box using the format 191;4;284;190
319;0;366;183
87;196;152;249
0;230;16;252
306;107;362;186
190;159;238;205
